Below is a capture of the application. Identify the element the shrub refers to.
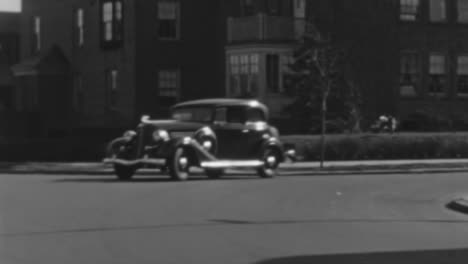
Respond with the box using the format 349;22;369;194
282;132;468;161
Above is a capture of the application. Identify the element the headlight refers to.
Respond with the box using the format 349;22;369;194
123;130;137;138
202;140;212;150
152;130;170;142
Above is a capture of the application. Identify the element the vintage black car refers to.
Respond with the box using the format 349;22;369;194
103;98;295;181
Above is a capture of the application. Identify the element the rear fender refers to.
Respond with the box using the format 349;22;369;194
259;137;285;162
194;127;218;155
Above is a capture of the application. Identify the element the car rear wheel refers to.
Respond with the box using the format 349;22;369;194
114;164;136;181
169;147;191;181
257;148;280;178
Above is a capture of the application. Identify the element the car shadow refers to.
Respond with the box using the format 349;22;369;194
52;174;261;183
253;248;468;264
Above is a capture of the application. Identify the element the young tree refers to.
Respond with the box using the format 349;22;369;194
286;24;361;168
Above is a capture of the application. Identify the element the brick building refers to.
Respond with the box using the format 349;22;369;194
12;0;468;135
225;0;468;130
397;0;468;129
14;0;226;136
0;12;19;106
0;12;19;137
224;0;399;127
223;0;307;118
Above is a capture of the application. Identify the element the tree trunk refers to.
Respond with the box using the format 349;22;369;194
320;89;328;170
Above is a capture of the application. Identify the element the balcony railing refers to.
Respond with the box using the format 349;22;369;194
227;14;305;43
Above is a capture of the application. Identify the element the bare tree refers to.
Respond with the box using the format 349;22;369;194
288;25;357;169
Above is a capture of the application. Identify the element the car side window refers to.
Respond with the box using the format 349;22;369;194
246;108;266;122
214;107;227;123
226;107;247;124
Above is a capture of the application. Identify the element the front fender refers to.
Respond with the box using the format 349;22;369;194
105;136;136;158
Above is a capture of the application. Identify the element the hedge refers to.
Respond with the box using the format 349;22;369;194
282;133;468;161
2;132;468;162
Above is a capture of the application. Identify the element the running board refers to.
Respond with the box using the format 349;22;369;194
200;160;264;169
103;157;166;167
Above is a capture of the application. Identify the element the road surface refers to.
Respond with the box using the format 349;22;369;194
1;171;468;263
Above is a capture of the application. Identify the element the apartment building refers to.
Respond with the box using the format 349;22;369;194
13;0;468;136
0;12;19;111
14;0;225;136
224;0;308;117
224;0;400;124
397;0;468;127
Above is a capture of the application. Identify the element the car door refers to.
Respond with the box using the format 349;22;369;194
212;106;250;159
243;107;270;157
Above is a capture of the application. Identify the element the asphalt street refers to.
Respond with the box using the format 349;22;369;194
1;171;468;263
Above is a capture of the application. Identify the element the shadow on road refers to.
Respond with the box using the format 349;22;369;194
52;175;261;183
254;248;468;264
4;218;468;238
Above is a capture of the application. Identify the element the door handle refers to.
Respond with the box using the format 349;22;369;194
242;129;249;133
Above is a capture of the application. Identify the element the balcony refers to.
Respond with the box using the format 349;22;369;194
227;14;305;43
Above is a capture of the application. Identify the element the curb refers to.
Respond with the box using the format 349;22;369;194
1;162;468;175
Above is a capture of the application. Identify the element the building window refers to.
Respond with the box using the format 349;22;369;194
266;54;280;93
430;0;446;22
280;54;295;94
32;16;41;53
428;54;446;95
157;0;180;40
106;69;118;108
400;0;419;21
158;70;179;97
266;0;281;16
240;0;255;16
75;8;84;47
458;0;468;22
74;74;84;112
265;54;294;94
293;0;306;18
457;55;468;95
400;52;420;97
228;54;259;98
101;0;123;48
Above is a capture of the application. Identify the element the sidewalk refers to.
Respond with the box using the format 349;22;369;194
1;159;468;175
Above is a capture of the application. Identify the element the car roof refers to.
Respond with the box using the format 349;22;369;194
173;98;268;110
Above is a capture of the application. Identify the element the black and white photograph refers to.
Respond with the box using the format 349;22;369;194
2;0;468;263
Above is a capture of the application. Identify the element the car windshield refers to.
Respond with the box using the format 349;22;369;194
171;107;213;122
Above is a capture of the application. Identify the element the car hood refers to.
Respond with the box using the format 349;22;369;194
142;119;207;132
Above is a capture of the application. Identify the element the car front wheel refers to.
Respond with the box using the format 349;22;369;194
169;147;191;181
107;138;137;181
257;148;280;178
